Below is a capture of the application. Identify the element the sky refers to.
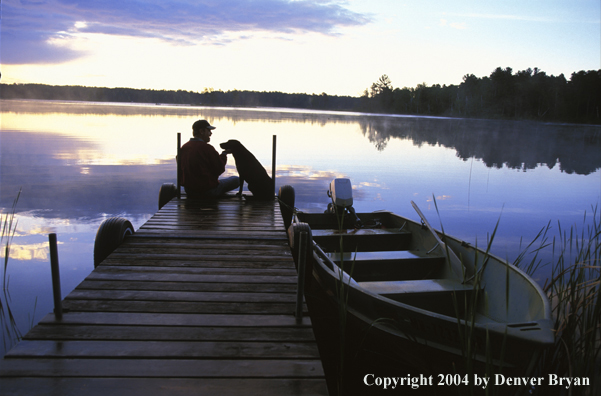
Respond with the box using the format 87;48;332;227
1;0;600;97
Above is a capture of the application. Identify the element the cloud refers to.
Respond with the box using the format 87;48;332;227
449;22;466;30
439;19;467;30
453;12;553;23
1;0;372;65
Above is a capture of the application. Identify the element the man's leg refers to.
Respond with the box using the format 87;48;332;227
208;176;240;197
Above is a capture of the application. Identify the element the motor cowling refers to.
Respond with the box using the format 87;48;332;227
328;178;353;208
326;178;362;228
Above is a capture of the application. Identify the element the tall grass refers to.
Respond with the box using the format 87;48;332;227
331;206;358;396
432;196;511;396
1;189;22;355
515;207;601;395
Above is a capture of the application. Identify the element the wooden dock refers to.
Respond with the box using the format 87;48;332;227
0;197;328;395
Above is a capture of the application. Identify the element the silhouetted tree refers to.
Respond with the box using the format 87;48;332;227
361;67;600;124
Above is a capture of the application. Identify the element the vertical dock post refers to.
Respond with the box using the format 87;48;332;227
177;132;182;199
272;135;277;194
48;233;63;321
295;231;307;322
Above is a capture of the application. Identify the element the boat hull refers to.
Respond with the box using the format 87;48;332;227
289;210;554;388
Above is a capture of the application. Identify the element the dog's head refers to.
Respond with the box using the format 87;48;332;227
220;140;242;152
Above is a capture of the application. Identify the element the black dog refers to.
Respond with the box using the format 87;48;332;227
220;140;274;200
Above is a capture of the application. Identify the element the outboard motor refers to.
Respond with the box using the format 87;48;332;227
325;178;362;229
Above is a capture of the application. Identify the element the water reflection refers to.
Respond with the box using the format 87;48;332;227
1;99;600;358
0;130;344;219
358;117;601;175
4;100;600;174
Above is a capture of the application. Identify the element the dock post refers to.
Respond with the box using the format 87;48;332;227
295;231;307;322
177;132;182;199
48;233;63;321
272;135;277;194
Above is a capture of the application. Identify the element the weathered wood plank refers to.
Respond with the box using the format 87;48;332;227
98;258;295;269
76;280;297;293
143;216;285;223
129;234;286;241
0;198;327;396
0;378;328;396
7;340;321;359
0;358;324;378
141;222;286;229
121;239;289;249
139;224;286;230
65;289;297;303
132;229;286;239
98;255;296;277
37;312;313;327
104;253;294;263
139;225;285;231
87;271;297;283
23;325;317;342
146;216;283;223
163;200;278;208
114;245;291;255
61;300;300;314
146;215;269;221
130;234;289;243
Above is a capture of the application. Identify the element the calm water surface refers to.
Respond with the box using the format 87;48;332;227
1;99;600;356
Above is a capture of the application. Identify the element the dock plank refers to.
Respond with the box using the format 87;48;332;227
85;271;297;283
36;312;313;327
65;289;297;303
0;358;324;378
0;378;327;396
88;265;297;276
61;300;299;314
23;325;317;342
7;340;321;359
75;279;297;293
0;197;328;395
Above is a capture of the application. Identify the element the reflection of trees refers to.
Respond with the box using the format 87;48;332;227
361;121;392;151
0;99;361;126
3;100;599;192
357;117;601;175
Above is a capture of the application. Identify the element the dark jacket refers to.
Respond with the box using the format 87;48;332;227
179;138;227;194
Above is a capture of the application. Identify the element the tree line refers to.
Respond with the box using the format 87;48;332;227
362;68;600;124
0;84;360;112
1;66;599;124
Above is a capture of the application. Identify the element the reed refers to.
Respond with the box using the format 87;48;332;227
452;205;600;395
1;189;23;355
514;206;601;395
332;207;357;396
433;196;510;395
2;189;21;290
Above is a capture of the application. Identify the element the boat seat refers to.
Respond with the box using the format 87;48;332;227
358;279;478;317
312;228;412;252
327;250;445;281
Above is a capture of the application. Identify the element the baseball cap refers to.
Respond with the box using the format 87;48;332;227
193;120;216;131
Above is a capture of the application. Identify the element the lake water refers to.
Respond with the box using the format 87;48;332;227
1;99;600;357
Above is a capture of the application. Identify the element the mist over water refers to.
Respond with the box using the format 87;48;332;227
1;99;600;357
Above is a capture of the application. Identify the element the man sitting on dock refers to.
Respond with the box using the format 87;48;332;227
179;119;240;198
